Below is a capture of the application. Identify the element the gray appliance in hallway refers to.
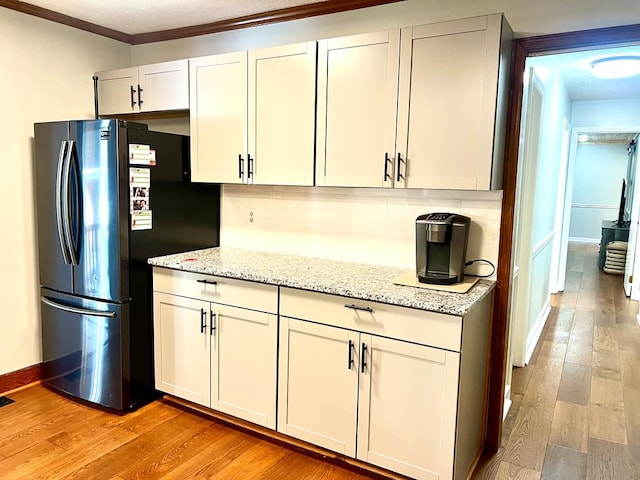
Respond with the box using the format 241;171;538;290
34;119;220;411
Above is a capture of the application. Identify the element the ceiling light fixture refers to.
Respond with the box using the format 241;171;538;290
590;55;640;79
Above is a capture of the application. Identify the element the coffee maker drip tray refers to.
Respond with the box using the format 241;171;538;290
418;268;458;285
393;271;479;294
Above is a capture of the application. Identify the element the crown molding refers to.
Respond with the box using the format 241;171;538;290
0;0;404;45
0;0;132;43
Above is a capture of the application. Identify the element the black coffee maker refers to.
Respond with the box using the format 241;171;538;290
416;213;470;285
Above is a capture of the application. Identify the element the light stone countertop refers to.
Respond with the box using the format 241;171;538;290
148;247;495;317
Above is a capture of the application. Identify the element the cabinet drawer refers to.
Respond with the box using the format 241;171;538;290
153;267;278;314
280;288;462;351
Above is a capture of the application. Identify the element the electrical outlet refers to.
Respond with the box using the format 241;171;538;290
247;207;255;224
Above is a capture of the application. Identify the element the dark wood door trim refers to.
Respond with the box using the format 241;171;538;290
485;22;640;453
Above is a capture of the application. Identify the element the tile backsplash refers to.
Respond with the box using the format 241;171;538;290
220;185;502;278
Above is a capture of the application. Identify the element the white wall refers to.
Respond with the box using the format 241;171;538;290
512;59;572;366
0;8;130;376
221;186;501;275
569;143;629;240
131;0;640;65
572;99;640;128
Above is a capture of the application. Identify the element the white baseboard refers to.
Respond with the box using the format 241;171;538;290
524;303;552;364
503;383;512;420
568;237;600;244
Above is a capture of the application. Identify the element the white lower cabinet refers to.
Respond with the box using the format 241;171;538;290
152;268;492;480
152;268;278;429
278;317;460;480
153;293;211;406
278;287;492;480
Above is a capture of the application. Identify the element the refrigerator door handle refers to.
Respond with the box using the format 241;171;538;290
41;296;117;318
62;140;79;266
55;140;72;265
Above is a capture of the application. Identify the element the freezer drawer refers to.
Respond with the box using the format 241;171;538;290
40;288;130;410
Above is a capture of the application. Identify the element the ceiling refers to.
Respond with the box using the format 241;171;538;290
19;0;329;35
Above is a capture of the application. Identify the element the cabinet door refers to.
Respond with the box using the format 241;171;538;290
278;317;359;456
316;31;400;187
357;335;460;480
139;60;189;112
190;52;248;183
396;16;500;190
248;42;316;186
96;67;138;115
211;304;277;428
153;292;210;407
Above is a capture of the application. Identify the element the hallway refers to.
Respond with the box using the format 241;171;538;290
475;241;640;479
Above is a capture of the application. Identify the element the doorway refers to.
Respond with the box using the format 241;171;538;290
487;24;640;453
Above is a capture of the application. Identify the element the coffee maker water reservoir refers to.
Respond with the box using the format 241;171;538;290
416;213;470;285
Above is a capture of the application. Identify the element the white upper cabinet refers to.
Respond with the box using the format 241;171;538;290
249;42;317;186
317;14;510;190
396;14;511;190
190;52;248;184
96;59;189;116
138;60;190;113
190;42;317;186
316;31;400;188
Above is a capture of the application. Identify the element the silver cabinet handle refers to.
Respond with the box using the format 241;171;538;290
42;297;116;318
344;304;373;313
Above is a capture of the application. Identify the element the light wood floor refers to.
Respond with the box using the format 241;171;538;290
1;242;638;479
473;241;640;479
0;384;387;479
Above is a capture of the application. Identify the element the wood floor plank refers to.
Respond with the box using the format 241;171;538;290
593;326;618;354
0;393;76;442
616;325;640;352
0;439;66;478
502;406;552;471
116;399;183;435
540;444;587;479
557;363;591;405
591;375;624;407
156;428;260;480
588;404;628;445
620;350;640;390
30;426;138;480
0;402;103;457
63;412;210;479
535;341;567;365
592;350;621;381
512;366;533;396
565;342;593;366
118;423;237;479
494;462;541;480
519;358;563;421
206;441;292;479
471;448;505;479
587;437;632;480
549;401;588;452
623;387;640;469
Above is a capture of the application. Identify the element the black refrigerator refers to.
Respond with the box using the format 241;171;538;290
33;119;220;411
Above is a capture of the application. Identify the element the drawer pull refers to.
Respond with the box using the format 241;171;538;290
210;311;216;336
361;343;368;373
197;279;217;286
200;308;206;334
344;304;373;313
348;340;354;370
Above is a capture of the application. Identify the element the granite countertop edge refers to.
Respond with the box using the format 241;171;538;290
148;247;496;317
